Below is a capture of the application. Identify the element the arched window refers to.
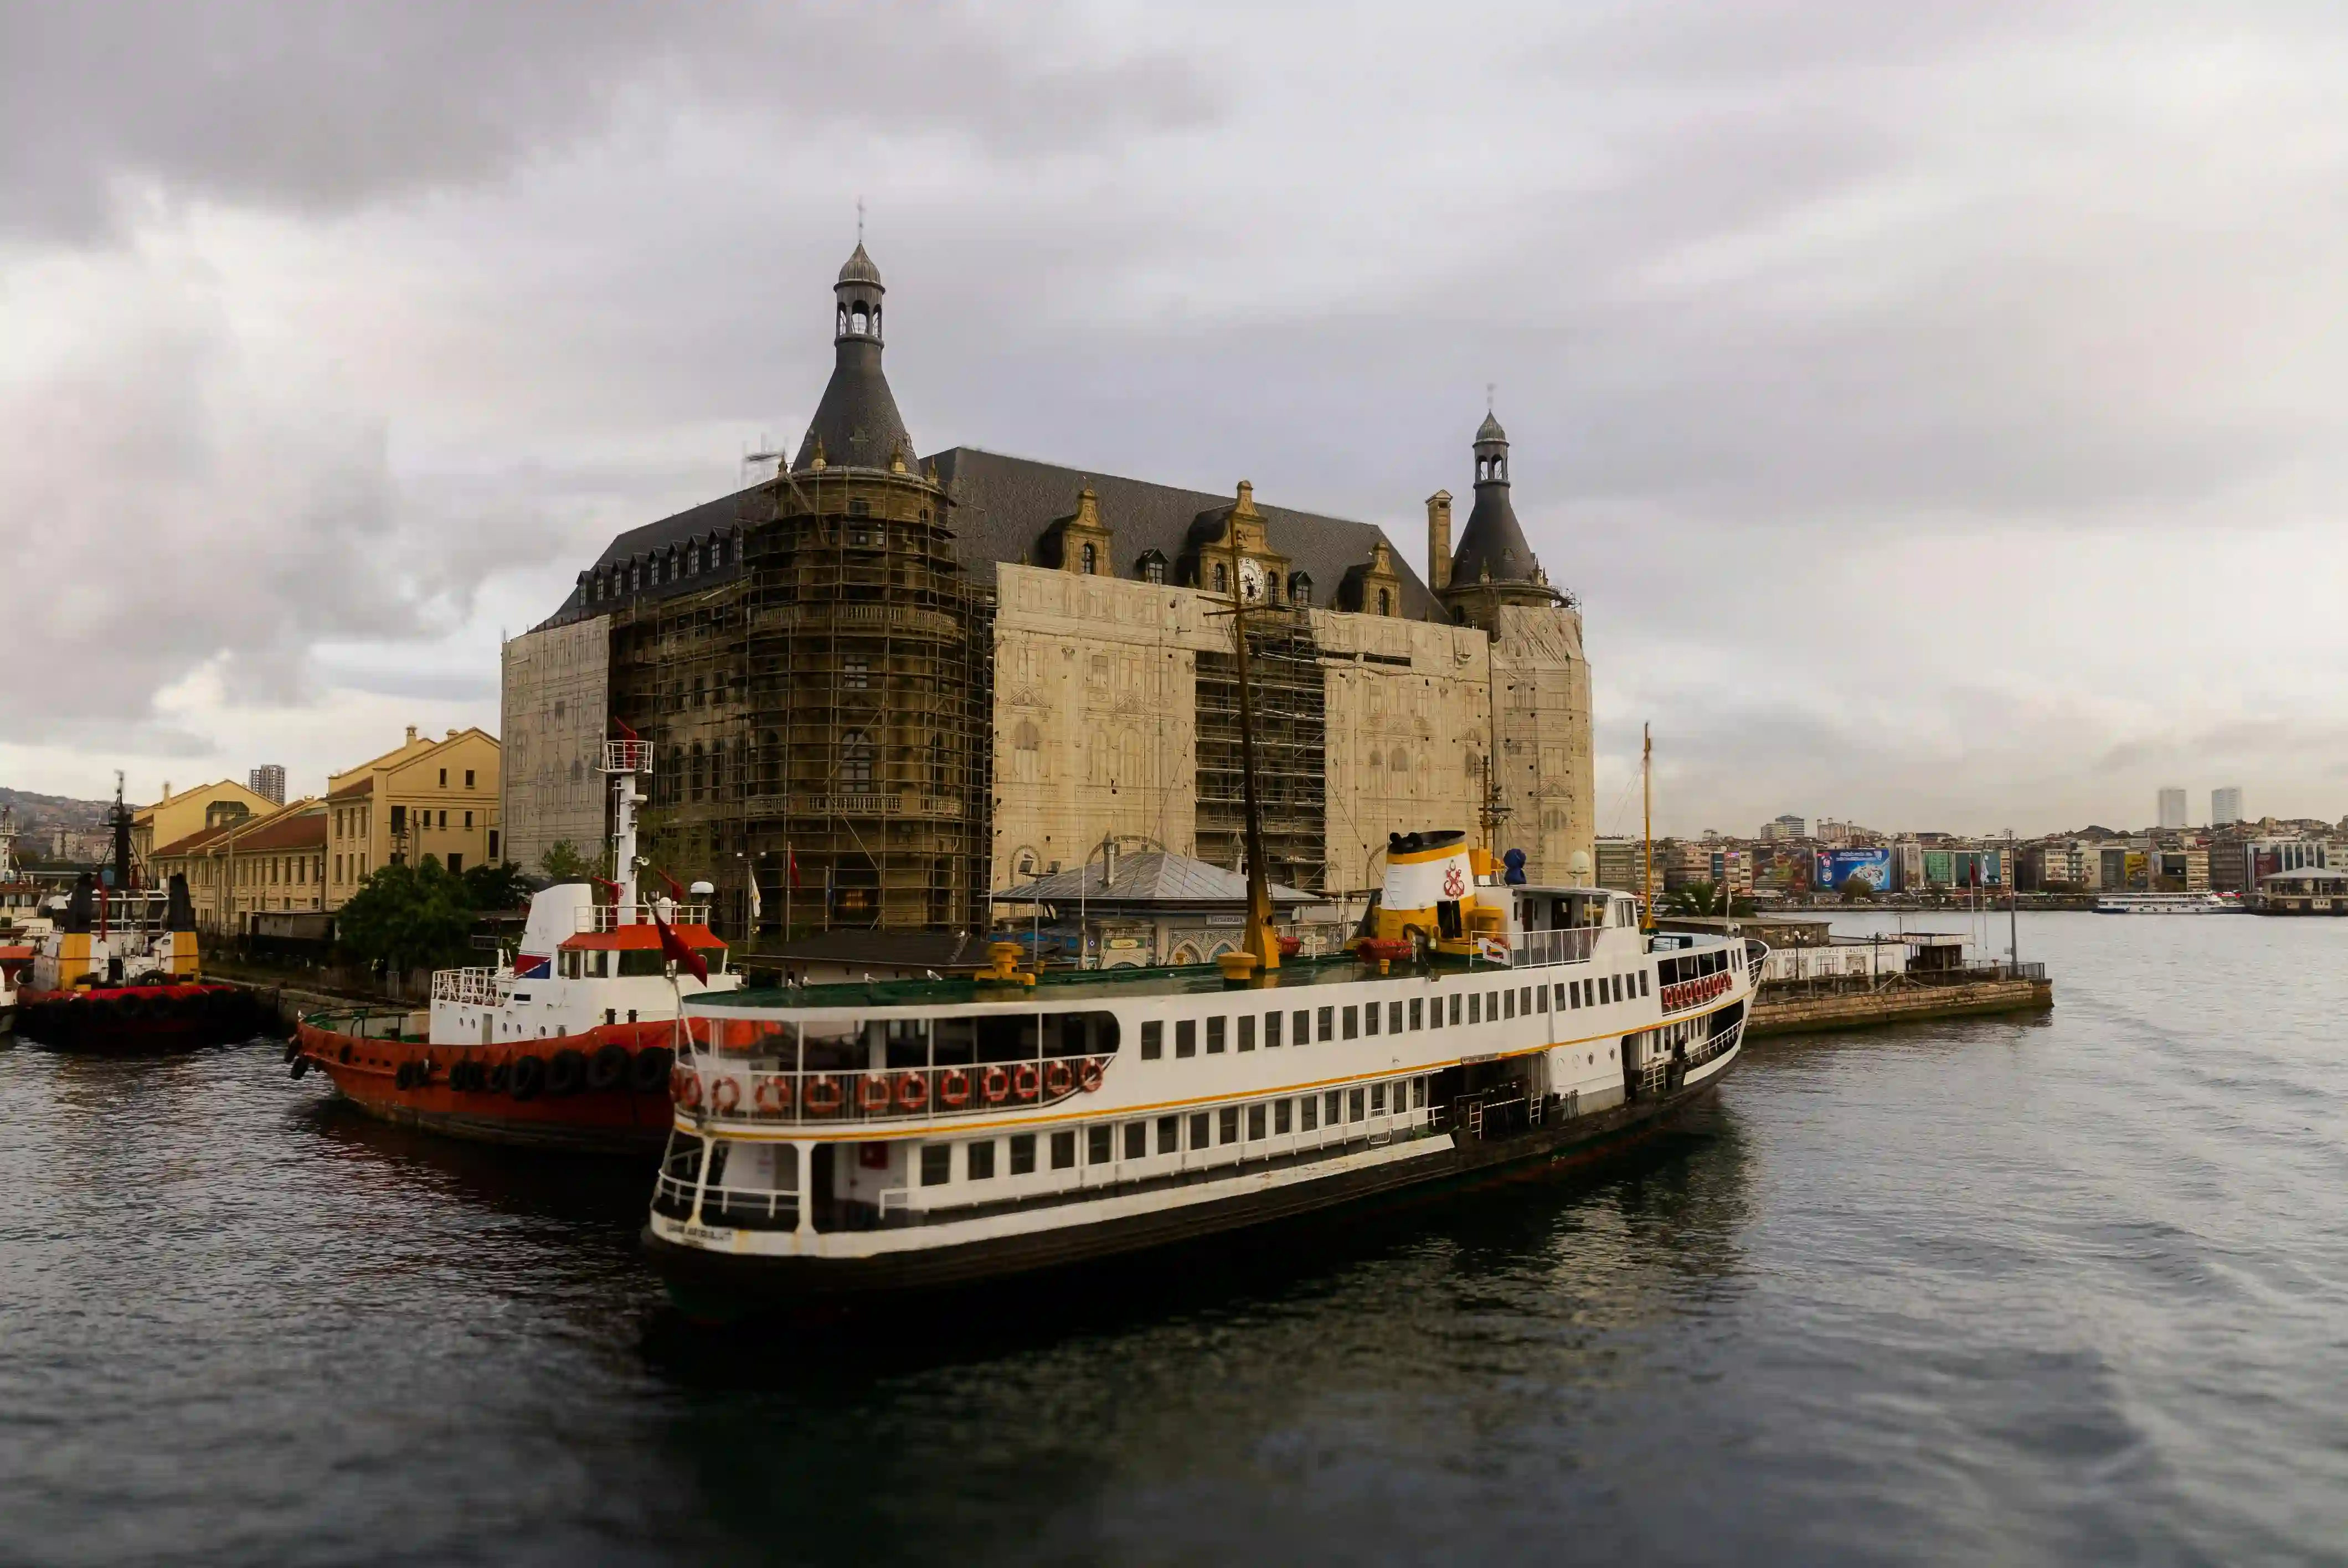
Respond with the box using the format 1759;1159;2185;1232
1289;572;1311;605
1391;747;1410;777
1139;551;1166;584
1265;571;1279;600
840;730;873;786
1080;542;1096;575
1013;720;1043;783
1213;563;1228;592
851;303;869;335
1377;588;1391;616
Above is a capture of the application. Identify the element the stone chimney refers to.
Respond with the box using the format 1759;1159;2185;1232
1426;491;1453;592
405;725;418;744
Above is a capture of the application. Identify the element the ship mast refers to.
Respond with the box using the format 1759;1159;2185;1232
1641;724;1654;932
1224;530;1279;972
110;771;133;892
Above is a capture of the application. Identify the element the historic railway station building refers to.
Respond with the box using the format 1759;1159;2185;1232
501;245;1594;940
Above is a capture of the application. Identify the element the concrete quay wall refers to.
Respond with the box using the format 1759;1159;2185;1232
1748;978;2052;1038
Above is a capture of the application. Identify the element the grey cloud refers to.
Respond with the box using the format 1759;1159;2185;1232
0;1;1213;243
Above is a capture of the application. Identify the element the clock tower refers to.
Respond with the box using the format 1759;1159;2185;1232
1183;480;1295;605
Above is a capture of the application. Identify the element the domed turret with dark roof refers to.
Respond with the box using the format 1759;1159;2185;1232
1449;406;1540;588
837;242;883;287
793;240;916;472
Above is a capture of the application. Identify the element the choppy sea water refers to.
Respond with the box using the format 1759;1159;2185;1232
3;912;2345;1567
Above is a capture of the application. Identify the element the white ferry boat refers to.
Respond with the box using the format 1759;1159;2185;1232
643;829;1760;1314
2093;891;2238;915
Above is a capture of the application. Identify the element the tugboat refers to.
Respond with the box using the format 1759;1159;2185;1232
17;778;267;1051
290;733;742;1153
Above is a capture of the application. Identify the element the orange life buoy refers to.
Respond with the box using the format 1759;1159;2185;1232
753;1075;791;1116
710;1076;741;1114
804;1074;843;1115
1043;1059;1074;1097
673;1067;703;1109
858;1073;893;1113
939;1069;971;1108
981;1065;1010;1105
1078;1056;1105;1092
1012;1062;1041;1102
894;1071;928;1112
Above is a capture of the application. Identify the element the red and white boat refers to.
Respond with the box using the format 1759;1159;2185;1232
290;735;740;1153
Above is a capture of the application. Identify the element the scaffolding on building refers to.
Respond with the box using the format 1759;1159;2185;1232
732;461;993;937
1194;607;1327;894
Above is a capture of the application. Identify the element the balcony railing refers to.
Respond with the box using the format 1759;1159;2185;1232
432;967;509;1006
671;1055;1115;1126
579;902;710;932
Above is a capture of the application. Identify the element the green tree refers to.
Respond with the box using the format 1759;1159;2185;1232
460;859;532;911
337;857;477;973
538;839;600;883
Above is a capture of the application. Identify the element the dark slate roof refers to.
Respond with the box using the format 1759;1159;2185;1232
930;447;1438;617
542;448;1441;627
793;338;914;472
992;851;1311;908
539;489;753;627
1451;477;1541;586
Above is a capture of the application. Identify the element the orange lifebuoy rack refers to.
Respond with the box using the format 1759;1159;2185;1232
1043;1059;1074;1098
981;1065;1010;1105
753;1075;791;1116
939;1069;971;1108
673;1067;703;1109
894;1071;928;1112
858;1073;893;1113
804;1074;843;1115
710;1076;741;1115
1011;1062;1041;1102
1078;1056;1105;1092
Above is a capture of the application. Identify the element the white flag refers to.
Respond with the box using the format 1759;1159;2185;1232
748;871;763;922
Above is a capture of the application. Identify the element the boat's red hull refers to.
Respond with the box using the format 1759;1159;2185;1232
19;983;270;1053
293;1018;679;1155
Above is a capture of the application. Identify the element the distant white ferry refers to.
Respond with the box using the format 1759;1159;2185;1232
643;829;1762;1317
2093;891;2238;915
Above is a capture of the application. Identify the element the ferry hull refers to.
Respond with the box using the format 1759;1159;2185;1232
295;1019;678;1156
647;1046;1739;1317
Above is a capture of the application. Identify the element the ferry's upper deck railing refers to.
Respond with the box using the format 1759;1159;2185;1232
1506;926;1600;969
602;739;651;775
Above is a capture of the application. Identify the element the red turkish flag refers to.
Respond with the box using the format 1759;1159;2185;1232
653;907;709;984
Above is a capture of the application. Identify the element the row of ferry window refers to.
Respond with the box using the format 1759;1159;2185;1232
1135;972;1652;1060
916;1077;1432;1186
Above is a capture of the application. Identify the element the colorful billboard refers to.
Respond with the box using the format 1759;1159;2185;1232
1815;848;1894;892
1923;849;1953;886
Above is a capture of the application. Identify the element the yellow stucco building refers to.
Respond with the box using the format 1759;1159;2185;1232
132;778;280;881
325;726;503;907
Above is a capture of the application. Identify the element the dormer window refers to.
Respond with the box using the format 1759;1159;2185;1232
1378;588;1392;616
1290;572;1311;606
1080;542;1097;575
1139;551;1167;585
1213;562;1228;592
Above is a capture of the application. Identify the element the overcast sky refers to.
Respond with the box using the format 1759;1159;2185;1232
6;1;2345;837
